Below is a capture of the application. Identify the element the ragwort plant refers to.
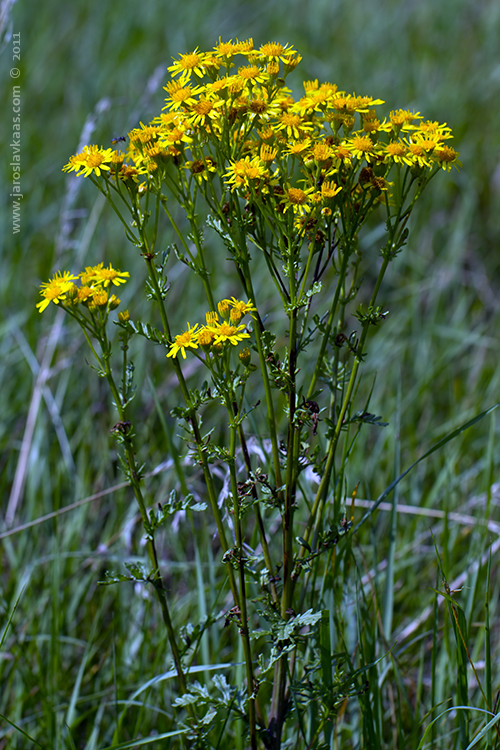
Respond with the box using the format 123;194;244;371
37;38;460;750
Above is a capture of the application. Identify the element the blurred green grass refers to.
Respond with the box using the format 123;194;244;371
2;0;500;747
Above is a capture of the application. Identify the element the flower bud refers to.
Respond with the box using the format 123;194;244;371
198;328;215;351
92;291;108;308
239;347;251;366
217;300;230;321
230;308;242;325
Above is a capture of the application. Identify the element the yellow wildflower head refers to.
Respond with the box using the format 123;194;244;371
224;156;266;190
92;290;108;308
259;42;297;63
198;328;215;350
166;323;200;359
168;49;206;80
287;187;307;205
62;145;114;178
77;285;94;305
36;271;79;313
209;322;250;346
321;181;342;200
80;263;130;288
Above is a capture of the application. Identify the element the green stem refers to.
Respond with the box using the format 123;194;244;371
226;394;257;750
143;257;242;610
306;235;353;400
236;417;278;605
239;258;284;492
268;230;299;748
100;347;188;698
296;253;391;572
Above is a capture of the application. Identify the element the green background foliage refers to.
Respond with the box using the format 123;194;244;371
2;0;500;747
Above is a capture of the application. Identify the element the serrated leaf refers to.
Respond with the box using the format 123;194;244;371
124;561;155;582
350;411;389;427
213;674;232;704
294;609;322;628
127;320;165;345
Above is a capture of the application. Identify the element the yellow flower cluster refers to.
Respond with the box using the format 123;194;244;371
62;39;460;221
167;298;256;359
37;263;129;313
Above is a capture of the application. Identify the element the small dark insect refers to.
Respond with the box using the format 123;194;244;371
111;135;126;144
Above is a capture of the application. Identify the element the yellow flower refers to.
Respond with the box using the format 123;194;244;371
258;42;297;63
111;150;125;166
198;328;216;349
166;323;200;359
239;347;251;366
330;144;353;167
282;187;312;215
266;60;280;76
36;271;79;313
217;300;230;319
390;109;421;127
224;298;257;324
168;49;207;80
128;123;161;145
384;141;412;166
213;37;254;60
163;81;200;111
248;97;276;117
285;139;312;158
185;96;224;128
311;142;332;163
434;145;461;171
287;187;308;203
76;285;94;304
114;164;140;183
92;290;108;308
417;120;452;139
206;310;219;325
224;156;266;190
321;181;342;199
258;126;276;141
276;112;311;139
205;321;251;346
80;263;130;288
236;64;268;86
282;54;302;73
349;135;377;162
185;157;217;182
331;95;358;114
260;144;278;163
62;145;115;178
405;142;432;169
